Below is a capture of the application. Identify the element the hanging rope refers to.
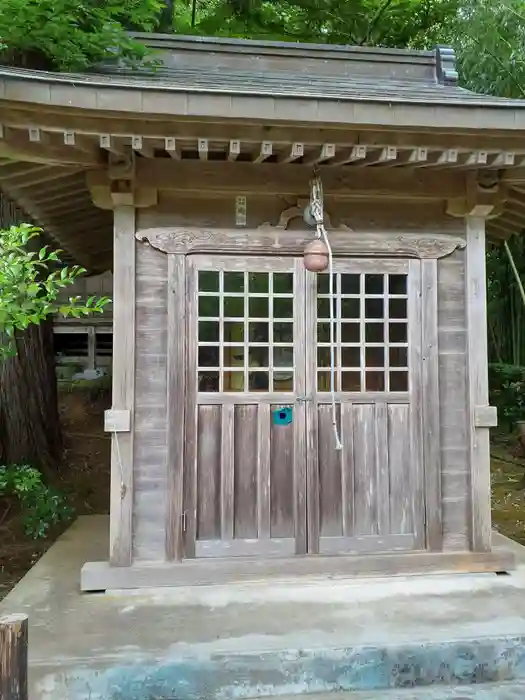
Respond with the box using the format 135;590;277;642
309;173;343;451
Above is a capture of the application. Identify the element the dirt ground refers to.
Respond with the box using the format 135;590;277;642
0;381;111;600
1;384;525;600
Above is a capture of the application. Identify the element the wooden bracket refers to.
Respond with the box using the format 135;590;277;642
104;409;132;433
474;405;498;428
447;173;507;220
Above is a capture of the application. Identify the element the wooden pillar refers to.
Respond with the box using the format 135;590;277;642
0;614;28;700
107;205;136;566
465;213;493;552
165;254;186;560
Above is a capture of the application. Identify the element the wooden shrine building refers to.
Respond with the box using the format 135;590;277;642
0;34;524;590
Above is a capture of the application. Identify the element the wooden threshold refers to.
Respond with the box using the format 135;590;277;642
80;548;515;592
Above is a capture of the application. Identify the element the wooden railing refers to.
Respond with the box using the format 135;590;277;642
0;615;28;700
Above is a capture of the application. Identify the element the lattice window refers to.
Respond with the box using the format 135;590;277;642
316;272;409;393
197;270;295;393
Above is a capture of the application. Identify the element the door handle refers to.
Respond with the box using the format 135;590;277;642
296;395;312;403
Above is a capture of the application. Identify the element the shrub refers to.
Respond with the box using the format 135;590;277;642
489;363;525;431
0;464;74;539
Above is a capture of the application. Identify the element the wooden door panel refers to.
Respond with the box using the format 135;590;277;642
185;255;307;558
308;259;424;555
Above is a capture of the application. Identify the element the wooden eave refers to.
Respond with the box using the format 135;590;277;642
2;35;525;269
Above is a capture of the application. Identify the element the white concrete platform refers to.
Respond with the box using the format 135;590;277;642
1;516;525;700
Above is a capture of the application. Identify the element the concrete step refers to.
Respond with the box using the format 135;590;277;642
275;682;525;699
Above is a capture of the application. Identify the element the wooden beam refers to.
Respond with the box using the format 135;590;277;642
465;215;492;553
302;143;336;166
253;141;273;164
0;614;28;700
80;547;515;591
329;145;367;166
421;259;442;551
108;205;135;566
131;135;154;158
165;255;186;561
198;138;208;161
164;137;181;159
127;160;468;199
277;142;304;164
7;106;525;152
0;134;101;166
228;140;241;162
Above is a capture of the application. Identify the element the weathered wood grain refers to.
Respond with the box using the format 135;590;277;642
137;225;465;260
465;216;492;552
108;206;135;567
165;254;186;560
421;259;442;551
81;548;515;592
0;614;28;700
221;403;235;541
408;259;425;549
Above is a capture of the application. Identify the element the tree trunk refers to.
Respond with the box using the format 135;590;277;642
0;320;62;471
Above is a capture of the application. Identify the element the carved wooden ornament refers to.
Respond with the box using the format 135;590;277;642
136;202;466;259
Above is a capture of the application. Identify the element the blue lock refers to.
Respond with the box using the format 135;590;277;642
273;406;293;426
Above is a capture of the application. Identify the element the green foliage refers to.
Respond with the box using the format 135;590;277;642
0;224;110;359
0;0;164;71
489;363;525;430
0;464;74;539
451;0;525;98
174;0;460;47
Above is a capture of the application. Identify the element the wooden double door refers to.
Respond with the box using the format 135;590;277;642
183;254;425;559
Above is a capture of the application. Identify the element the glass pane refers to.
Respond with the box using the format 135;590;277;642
318;347;331;368
249;321;269;342
274;322;293;343
365;322;384;343
341;322;360;343
389;274;407;295
390;371;408;392
273;371;294;389
365;346;384;367
342;346;360;368
390;322;407;343
199;321;219;342
198;371;219;391
365;274;383;295
341;298;360;319
199;295;219;317
318;298;331;319
341;274;360;295
317;322;330;342
274;346;294;367
248;273;268;294
317;274;336;295
198;346;219;367
390;346;408;368
249;346;269;368
317;371;330;391
274;298;293;318
366;371;385;391
249;296;269;318
199;270;219;292
273;273;293;294
249;371;269;391
365;298;383;319
342;371;361;391
224;345;244;367
389;298;407;319
224;296;244;318
224;271;244;293
224;321;243;342
225;371;244;391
